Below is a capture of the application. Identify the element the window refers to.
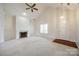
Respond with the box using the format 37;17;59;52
40;24;48;33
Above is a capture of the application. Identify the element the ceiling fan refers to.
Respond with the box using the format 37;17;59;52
25;3;38;12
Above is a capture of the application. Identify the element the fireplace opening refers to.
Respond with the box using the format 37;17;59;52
20;32;27;38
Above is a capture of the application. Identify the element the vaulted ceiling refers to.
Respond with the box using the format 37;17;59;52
3;3;79;19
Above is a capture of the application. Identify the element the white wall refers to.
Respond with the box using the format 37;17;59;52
34;7;77;41
4;15;16;41
76;8;79;47
16;16;30;39
57;8;76;41
34;7;57;39
0;4;5;43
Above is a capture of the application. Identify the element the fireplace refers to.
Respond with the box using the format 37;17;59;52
20;32;27;38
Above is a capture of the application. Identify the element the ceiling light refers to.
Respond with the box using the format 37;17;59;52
60;16;64;19
22;12;27;16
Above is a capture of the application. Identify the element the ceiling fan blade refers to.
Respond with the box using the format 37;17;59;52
33;8;38;11
26;8;30;10
25;3;31;8
31;9;33;12
31;3;36;8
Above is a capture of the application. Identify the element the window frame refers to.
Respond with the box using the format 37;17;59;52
40;24;48;34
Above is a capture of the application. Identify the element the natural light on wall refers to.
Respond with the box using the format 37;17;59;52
40;24;48;34
60;16;66;24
